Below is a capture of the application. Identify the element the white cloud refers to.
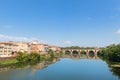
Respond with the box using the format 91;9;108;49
116;29;120;34
63;40;73;44
0;34;38;42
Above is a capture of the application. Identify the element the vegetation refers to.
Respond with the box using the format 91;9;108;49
16;52;28;63
100;44;120;79
16;50;62;64
28;52;40;63
65;51;71;55
62;46;97;49
16;52;40;64
100;44;120;63
1;44;120;65
62;44;120;64
0;59;18;65
40;54;48;61
48;49;55;58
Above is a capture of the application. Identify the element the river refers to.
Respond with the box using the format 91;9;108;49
0;58;119;80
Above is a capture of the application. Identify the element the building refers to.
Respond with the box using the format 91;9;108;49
49;46;61;52
44;44;49;52
11;42;30;53
0;42;18;57
30;44;49;54
56;47;61;52
0;41;61;57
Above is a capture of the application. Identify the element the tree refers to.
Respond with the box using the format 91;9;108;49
48;49;54;58
100;44;120;62
16;52;28;63
28;52;40;63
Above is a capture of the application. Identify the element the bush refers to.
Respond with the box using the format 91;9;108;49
16;52;40;63
16;52;28;63
48;49;55;58
101;44;120;63
40;54;47;61
28;52;40;63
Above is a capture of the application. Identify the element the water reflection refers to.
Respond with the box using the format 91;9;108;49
31;61;47;73
107;62;120;79
63;54;99;59
0;55;120;80
110;67;120;79
0;57;59;72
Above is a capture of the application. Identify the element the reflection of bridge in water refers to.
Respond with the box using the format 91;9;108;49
62;49;100;59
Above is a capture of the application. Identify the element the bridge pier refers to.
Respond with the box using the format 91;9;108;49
78;51;81;58
70;50;73;58
86;50;90;59
94;50;99;59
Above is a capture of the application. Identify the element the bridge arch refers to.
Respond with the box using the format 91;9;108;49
88;50;95;58
72;50;79;56
72;50;79;54
80;50;87;58
63;49;100;59
65;50;71;55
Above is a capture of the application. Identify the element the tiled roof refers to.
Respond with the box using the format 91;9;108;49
0;42;18;46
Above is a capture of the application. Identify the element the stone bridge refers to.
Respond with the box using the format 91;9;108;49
62;49;100;59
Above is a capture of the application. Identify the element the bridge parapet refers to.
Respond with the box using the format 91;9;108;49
63;49;100;56
63;49;100;52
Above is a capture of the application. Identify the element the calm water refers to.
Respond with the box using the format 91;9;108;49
0;58;119;80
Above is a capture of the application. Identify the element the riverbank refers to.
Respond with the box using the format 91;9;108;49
0;57;18;65
111;64;120;68
0;59;18;65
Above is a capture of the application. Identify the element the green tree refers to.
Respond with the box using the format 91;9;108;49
16;52;28;63
28;52;40;63
100;44;120;63
48;49;54;58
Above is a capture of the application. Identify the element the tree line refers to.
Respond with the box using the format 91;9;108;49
16;49;63;64
62;46;98;49
100;44;120;63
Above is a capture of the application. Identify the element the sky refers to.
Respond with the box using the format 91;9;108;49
0;0;120;47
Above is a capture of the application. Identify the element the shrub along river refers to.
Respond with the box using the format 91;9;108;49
0;56;120;80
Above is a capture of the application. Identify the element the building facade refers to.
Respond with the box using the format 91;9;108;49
49;46;61;52
0;41;61;57
30;44;49;54
0;42;18;57
12;42;29;53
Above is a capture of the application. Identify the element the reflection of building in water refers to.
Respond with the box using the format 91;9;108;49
0;65;17;72
31;59;59;73
31;62;48;73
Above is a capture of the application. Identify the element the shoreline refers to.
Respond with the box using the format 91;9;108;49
110;64;120;68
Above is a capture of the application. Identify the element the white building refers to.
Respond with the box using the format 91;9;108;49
0;42;18;57
11;42;30;53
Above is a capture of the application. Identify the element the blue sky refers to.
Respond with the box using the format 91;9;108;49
0;0;120;47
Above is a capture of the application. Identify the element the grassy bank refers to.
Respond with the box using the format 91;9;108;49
0;59;18;65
